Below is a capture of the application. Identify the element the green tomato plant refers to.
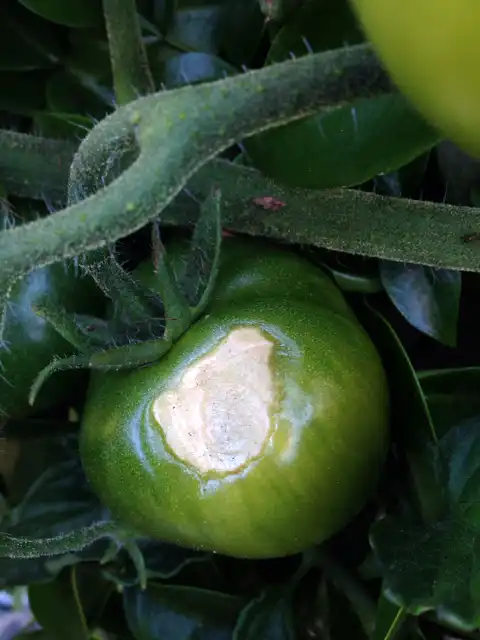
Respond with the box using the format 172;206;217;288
0;0;479;639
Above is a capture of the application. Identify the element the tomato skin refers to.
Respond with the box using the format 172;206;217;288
1;262;103;419
80;240;389;558
351;0;480;157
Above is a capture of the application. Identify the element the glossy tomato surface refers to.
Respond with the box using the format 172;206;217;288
80;240;389;558
351;0;480;157
1;262;103;419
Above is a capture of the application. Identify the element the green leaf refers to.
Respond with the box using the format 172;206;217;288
104;539;209;587
360;302;441;524
1;460;106;540
46;71;112;121
150;222;192;342
124;584;246;640
371;419;480;631
373;593;407;640
67;29;112;81
81;250;165;337
244;0;438;189
314;549;376;637
418;367;480;439
29;567;90;640
18;0;103;27
0;132;75;202
380;262;461;347
0;1;61;70
234;590;294;640
177;187;222;314
32;112;95;140
0;438;117;568
32;302;98;352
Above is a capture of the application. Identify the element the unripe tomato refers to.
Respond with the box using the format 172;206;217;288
351;0;480;157
1;262;103;419
80;240;389;558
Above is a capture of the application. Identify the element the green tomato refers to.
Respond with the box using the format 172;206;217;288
80;240;389;558
1;262;103;419
351;0;480;157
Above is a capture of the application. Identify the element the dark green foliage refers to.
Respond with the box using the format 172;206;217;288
0;1;479;639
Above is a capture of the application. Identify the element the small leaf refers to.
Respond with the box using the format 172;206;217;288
234;590;294;640
18;0;103;28
380;261;461;347
45;70;112;121
372;592;407;640
151;222;192;342
29;567;90;640
82;249;165;337
32;303;97;352
418;367;480;439
178;187;222;316
360;301;440;523
32;112;95;140
103;539;209;588
371;418;480;631
29;355;93;407
0;440;118;562
124;583;246;640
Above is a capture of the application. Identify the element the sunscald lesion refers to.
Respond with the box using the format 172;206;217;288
153;326;276;475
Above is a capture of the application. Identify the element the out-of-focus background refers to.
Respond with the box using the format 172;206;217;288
0;590;38;640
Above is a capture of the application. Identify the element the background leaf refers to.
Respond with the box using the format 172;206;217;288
418;367;480;439
124;583;246;640
380;261;461;347
157;52;236;88
371;419;480;631
19;0;103;28
244;0;439;189
29;567;90;640
234;590;294;640
0;1;61;70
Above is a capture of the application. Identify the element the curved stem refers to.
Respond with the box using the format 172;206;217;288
0;44;390;287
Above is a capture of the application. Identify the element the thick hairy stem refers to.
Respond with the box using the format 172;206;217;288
2;141;480;274
0;44;390;286
102;0;155;105
177;160;480;273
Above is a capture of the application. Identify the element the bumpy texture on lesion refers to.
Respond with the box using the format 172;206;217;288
153;327;275;474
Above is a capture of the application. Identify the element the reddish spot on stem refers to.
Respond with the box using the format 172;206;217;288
252;196;286;211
